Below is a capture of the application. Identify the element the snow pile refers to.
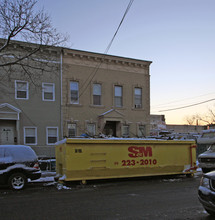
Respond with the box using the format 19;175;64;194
29;171;56;183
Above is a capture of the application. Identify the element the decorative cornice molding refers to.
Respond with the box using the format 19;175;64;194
63;49;152;70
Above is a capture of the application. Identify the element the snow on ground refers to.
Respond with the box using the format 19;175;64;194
29;171;56;183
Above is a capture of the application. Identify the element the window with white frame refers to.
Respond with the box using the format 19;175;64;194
15;80;29;99
93;84;101;105
138;125;145;137
68;124;76;137
114;86;123;107
42;83;55;101
122;125;129;137
70;81;79;104
134;88;142;109
24;127;37;145
47;127;58;145
87;123;96;136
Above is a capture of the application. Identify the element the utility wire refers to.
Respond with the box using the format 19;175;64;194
67;0;134;134
159;98;215;112
152;92;215;108
78;0;134;100
104;0;134;54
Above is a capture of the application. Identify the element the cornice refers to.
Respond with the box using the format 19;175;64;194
63;49;152;70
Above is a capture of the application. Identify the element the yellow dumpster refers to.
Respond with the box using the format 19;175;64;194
55;139;197;183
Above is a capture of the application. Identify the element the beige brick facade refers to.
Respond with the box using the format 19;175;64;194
0;40;62;157
62;49;152;138
0;39;152;157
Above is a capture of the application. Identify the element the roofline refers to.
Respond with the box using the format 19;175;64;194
0;38;152;64
0;103;21;113
62;47;152;65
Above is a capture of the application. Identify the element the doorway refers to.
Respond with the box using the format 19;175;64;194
103;121;120;137
0;121;16;145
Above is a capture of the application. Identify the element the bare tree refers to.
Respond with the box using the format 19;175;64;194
0;0;68;91
185;107;215;125
0;0;67;65
185;115;197;125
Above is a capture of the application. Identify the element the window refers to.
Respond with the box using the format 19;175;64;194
24;127;37;145
70;82;79;104
134;88;142;109
138;125;145;137
114;86;122;107
47;127;58;145
122;125;129;137
15;80;28;99
87;124;96;136
42;83;55;101
68;124;76;137
93;84;101;105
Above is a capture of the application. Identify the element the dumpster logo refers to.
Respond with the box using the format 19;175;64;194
128;146;152;158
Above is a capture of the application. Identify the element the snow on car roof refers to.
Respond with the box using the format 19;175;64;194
0;145;38;162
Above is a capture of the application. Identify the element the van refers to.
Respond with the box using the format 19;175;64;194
0;145;41;190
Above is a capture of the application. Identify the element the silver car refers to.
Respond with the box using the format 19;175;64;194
198;144;215;173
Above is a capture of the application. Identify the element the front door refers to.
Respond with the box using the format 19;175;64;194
103;121;117;137
0;127;15;145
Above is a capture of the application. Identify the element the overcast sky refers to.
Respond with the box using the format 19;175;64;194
38;0;215;124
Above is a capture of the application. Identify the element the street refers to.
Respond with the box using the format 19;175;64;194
0;173;213;220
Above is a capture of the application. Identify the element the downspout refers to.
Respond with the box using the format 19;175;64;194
60;49;63;140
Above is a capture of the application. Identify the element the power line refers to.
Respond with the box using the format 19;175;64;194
152;92;215;108
104;0;134;54
159;98;215;112
66;0;135;134
78;0;134;100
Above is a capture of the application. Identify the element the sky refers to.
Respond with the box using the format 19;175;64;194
37;0;215;125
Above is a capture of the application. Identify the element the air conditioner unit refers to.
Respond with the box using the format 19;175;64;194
135;104;141;109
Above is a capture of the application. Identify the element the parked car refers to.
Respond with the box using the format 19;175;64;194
198;144;215;173
0;145;41;190
198;170;215;216
197;129;215;158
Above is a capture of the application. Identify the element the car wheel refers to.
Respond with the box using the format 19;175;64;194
8;173;27;190
205;209;215;216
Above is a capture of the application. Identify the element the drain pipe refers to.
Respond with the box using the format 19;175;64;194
60;49;63;140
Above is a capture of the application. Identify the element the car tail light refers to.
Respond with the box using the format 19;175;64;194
33;162;40;170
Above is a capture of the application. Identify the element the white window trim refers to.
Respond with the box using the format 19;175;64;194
114;85;123;108
134;87;142;109
93;83;102;106
46;127;58;145
15;80;29;100
87;123;96;136
42;83;55;101
70;81;79;104
122;125;129;137
138;125;145;137
68;123;77;137
24;127;37;145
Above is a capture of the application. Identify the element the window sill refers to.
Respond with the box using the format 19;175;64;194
132;107;144;111
15;98;29;100
114;107;126;110
43;99;55;102
90;104;105;108
67;103;83;107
